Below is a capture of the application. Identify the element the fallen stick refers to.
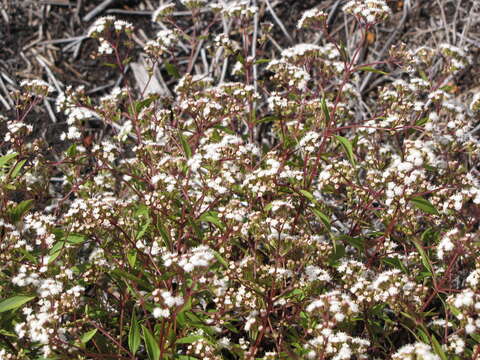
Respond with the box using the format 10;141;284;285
83;0;115;22
44;98;57;123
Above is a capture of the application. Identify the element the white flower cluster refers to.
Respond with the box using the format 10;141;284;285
448;288;480;335
144;29;179;57
392;342;440;360
4;120;33;142
343;0;392;24
297;8;327;29
20;79;54;95
162;245;215;272
267;59;311;91
219;0;258;18
152;289;184;318
306;329;370;360
87;16;132;37
307;290;360;323
87;16;133;54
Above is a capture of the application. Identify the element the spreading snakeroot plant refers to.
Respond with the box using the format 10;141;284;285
2;0;480;359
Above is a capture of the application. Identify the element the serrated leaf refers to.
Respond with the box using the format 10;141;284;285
129;312;140;355
410;196;439;215
381;257;408;273
0;152;17;168
299;189;315;202
311;208;331;230
255;115;278;124
334;135;356;166
321;97;330;123
199;211;224;229
339;42;350;63
47;249;63;264
127;250;137;268
213;250;228;268
357;66;388;75
255;58;270;65
179;132;192;159
136;219;151;240
142;325;160;360
165;62;180;79
66;144;77;157
80;328;97;344
431;336;447;360
10;199;34;223
66;234;86;244
10;159;27;179
0;295;35;313
412;240;433;275
135;96;157;113
176;335;204;344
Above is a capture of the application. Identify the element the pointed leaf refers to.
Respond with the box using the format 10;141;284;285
142;325;160;360
179;132;192;159
80;329;97;344
311;208;331;230
357;66;388;75
129;312;140;355
0;152;17;168
410;196;439;215
0;295;36;313
334;135;356;166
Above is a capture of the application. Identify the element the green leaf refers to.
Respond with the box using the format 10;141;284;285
213;250;228;268
199;211;224;229
416;117;429;127
66;144;77;157
129;312;141;355
321;97;330;123
431;336;447;360
127;250;137;268
66;234;86;244
334;135;356;166
165;62;180;79
381;257;408;273
10;199;34;223
176;335;204;344
0;295;35;313
142;325;160;360
0;152;17;168
342;235;364;252
10;159;27;179
179;132;192;159
299;189;315;203
328;244;345;265
357;66;388;75
410;196;439;215
135;96;158;113
111;269;150;289
311;208;331;230
255;58;271;65
47;252;61;264
412;240;433;275
136;219;151;240
80;329;97;344
338;42;350;63
157;221;171;247
255;115;278;124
